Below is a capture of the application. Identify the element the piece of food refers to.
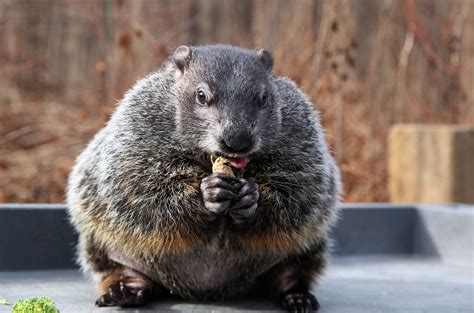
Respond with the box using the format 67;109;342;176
12;297;59;313
212;156;235;176
0;299;10;305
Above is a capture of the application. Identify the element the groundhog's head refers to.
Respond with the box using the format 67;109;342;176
171;45;282;168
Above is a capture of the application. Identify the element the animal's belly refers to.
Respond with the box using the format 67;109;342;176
110;238;281;300
155;243;281;300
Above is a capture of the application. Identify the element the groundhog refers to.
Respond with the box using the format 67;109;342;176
67;44;341;312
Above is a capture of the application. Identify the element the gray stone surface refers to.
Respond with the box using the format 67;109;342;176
1;256;473;313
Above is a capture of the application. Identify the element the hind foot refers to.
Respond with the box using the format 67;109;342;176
95;265;156;307
281;292;320;313
96;281;147;307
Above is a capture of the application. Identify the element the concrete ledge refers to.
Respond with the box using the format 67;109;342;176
0;203;472;270
414;204;474;266
333;204;416;255
0;204;76;270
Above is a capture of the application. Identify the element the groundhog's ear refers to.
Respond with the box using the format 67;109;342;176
256;49;273;72
172;45;192;72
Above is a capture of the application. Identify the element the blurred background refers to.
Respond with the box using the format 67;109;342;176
0;0;472;203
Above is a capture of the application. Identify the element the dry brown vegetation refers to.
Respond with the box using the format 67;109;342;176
0;0;473;203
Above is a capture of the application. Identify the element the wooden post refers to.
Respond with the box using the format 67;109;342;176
389;124;474;204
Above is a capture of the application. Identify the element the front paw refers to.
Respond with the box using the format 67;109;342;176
229;179;259;227
201;173;242;220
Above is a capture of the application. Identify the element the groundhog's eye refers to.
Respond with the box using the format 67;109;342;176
196;88;208;105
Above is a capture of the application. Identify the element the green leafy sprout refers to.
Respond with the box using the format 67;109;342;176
0;299;10;305
11;297;59;313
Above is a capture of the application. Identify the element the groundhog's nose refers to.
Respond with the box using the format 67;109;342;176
222;131;254;152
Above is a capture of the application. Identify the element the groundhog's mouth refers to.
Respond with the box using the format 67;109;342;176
212;153;250;170
228;156;249;169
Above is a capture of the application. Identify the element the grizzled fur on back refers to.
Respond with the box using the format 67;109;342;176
67;44;341;301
